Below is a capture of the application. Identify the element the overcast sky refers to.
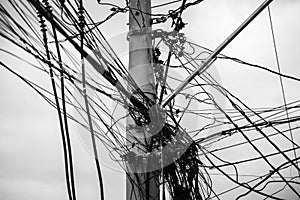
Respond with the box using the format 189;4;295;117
1;0;300;200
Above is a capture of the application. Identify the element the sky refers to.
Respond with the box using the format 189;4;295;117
1;0;300;200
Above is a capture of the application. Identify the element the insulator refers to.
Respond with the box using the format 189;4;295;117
78;7;85;27
37;11;47;32
42;0;52;13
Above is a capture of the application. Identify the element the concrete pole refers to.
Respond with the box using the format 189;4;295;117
126;0;160;199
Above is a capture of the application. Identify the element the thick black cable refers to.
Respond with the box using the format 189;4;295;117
37;8;76;200
27;0;147;111
78;1;105;199
51;11;77;200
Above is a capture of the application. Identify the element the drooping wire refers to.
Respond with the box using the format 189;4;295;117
157;27;300;198
78;1;105;199
2;1;300;199
37;4;76;200
51;7;77;200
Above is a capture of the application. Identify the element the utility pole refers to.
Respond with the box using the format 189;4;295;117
126;0;160;200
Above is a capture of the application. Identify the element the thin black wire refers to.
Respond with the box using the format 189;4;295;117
185;40;300;82
2;1;300;199
177;40;300;151
151;0;181;9
267;5;299;180
162;32;300;198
